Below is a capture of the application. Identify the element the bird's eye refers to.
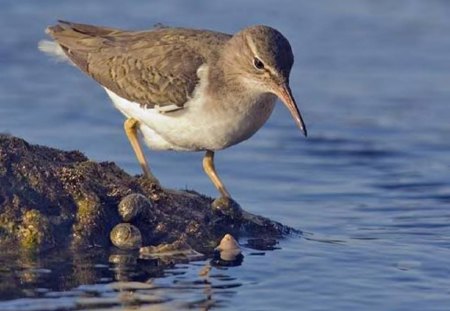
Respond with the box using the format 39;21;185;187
253;57;265;70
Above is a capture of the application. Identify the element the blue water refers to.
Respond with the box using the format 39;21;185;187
1;0;450;310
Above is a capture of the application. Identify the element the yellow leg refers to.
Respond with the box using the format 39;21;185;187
124;118;159;184
202;150;231;199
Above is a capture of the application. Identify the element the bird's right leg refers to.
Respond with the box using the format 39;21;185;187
202;150;234;209
124;118;160;184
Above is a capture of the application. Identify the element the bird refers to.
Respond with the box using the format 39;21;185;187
39;20;307;208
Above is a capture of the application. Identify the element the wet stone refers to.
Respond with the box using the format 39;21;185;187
110;223;142;250
212;234;243;265
216;234;241;253
118;193;152;222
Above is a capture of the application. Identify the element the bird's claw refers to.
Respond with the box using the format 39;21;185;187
212;196;230;209
212;196;242;216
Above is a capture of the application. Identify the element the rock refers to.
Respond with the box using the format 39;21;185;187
215;234;241;259
216;233;240;252
0;134;299;255
212;234;243;265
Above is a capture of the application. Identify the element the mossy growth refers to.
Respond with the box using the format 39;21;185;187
0;226;15;248
74;196;99;222
0;214;16;244
18;210;51;251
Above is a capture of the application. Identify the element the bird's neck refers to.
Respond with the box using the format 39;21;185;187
206;60;266;108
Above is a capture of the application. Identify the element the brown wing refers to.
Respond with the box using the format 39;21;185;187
46;20;210;110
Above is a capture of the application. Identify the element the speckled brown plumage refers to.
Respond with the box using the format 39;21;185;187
41;21;307;206
46;20;231;109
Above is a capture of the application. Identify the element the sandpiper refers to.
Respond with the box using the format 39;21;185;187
39;21;307;207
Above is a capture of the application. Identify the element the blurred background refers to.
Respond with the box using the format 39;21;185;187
1;0;450;310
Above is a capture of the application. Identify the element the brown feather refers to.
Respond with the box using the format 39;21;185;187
46;21;231;109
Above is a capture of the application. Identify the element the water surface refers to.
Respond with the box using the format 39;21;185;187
1;0;450;310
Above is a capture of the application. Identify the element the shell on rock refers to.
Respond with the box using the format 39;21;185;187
110;223;142;250
118;193;152;222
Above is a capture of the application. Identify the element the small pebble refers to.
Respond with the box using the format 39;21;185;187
110;223;142;250
118;193;152;222
215;234;242;261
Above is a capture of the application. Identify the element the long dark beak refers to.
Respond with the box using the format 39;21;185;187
273;83;307;137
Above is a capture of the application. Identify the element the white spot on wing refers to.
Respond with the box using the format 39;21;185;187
154;104;183;113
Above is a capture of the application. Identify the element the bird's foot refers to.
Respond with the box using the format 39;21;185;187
138;175;163;201
212;196;242;216
212;196;230;210
147;176;161;187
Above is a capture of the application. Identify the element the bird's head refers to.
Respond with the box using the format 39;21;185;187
224;25;307;137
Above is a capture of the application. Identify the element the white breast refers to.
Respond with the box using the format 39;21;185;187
104;65;277;151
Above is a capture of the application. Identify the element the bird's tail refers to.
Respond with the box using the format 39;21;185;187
38;39;70;63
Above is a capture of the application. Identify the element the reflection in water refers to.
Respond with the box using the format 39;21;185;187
0;245;251;310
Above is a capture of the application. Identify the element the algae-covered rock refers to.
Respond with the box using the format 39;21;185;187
0;134;298;255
